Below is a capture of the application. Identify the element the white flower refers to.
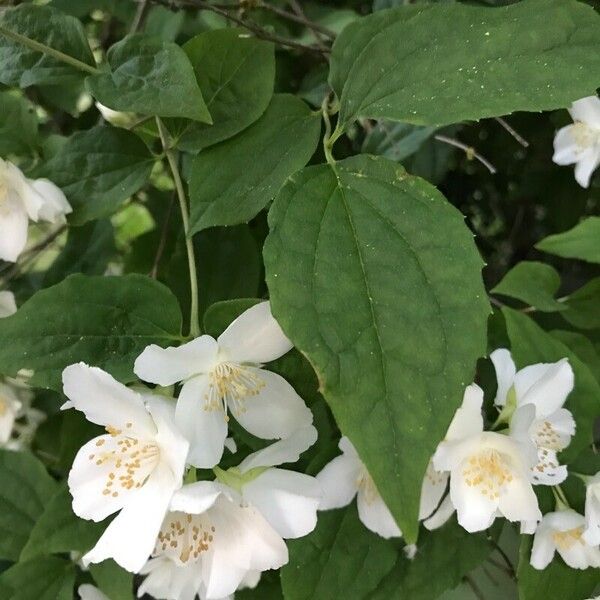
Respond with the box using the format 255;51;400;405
95;102;137;129
316;436;402;539
530;509;600;570
0;291;17;317
553;96;600;188
0;381;22;446
62;363;189;573
78;584;110;600
141;482;288;600
433;384;541;533
134;301;313;468
491;349;575;485
583;472;600;545
0;157;71;262
139;430;320;600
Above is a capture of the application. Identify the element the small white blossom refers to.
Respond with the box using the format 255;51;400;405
0;381;22;446
491;349;575;485
531;509;600;570
317;436;402;539
583;472;600;545
0;158;71;262
553;96;600;188
62;363;189;573
139;430;319;600
433;384;541;533
134;302;313;468
0;290;17;317
95;102;137;129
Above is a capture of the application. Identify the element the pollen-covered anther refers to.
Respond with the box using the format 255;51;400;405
462;449;513;498
153;512;216;565
204;362;265;416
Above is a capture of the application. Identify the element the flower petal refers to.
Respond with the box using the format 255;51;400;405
0;191;29;262
583;475;600;545
450;467;498;533
26;178;71;223
62;363;155;434
217;301;293;364
569;96;600;128
78;584;110;600
134;336;219;386
530;524;555;570
497;477;542;524
238;426;317;473
232;368;312;440
514;359;574;416
490;348;516;407
419;460;448;520
574;148;600;188
69;434;136;521
170;481;224;514
175;376;227;468
423;495;455;531
243;468;321;539
145;395;189;485
83;462;178;573
445;384;484;441
0;291;17;318
356;486;402;539
552;126;580;166
316;453;361;510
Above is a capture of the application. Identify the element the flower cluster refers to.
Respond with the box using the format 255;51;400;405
316;348;600;572
63;302;321;599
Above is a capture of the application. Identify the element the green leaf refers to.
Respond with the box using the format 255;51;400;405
361;121;438;162
562;277;600;330
0;274;182;391
281;505;398;600
502;307;600;461
37;126;154;225
369;521;493;600
517;534;599;600
536;217;600;264
90;560;134;600
329;0;600;130
86;34;211;122
264;155;489;540
0;450;58;561
0;556;75;600
0;91;38;155
550;330;600;382
0;4;95;87
44;220;116;287
189;94;321;233
491;261;566;312
176;28;275;152
20;485;103;560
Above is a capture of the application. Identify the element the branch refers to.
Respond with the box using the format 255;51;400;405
494;117;529;148
434;134;497;174
147;0;329;54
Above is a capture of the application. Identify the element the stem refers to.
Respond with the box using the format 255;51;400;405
434;134;497;174
156;117;200;339
322;96;344;165
0;25;99;74
552;485;570;510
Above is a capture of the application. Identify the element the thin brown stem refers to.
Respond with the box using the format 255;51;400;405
494;117;529;148
150;193;176;279
434;134;497;174
131;0;151;33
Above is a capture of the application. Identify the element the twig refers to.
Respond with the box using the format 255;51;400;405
434;134;497;174
147;0;328;54
486;556;515;578
489;538;516;579
494;117;529;148
150;193;176;279
287;0;330;50
0;225;67;283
